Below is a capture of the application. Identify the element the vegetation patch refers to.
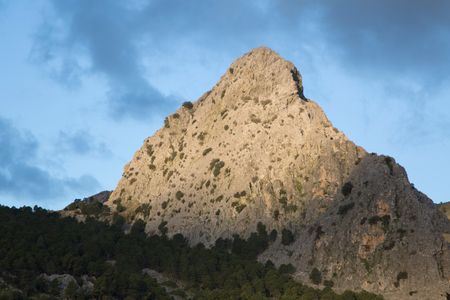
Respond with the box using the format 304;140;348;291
279;264;296;274
368;215;391;232
385;157;395;175
281;229;295;245
233;191;247;198
394;271;408;288
231;201;247;213
279;196;288;207
315;226;325;241
250;114;261;123
113;199;126;213
182;101;193;109
338;202;355;216
146;144;154;157
220;109;228;119
161;201;169;209
209;159;225;177
134;203;152;218
158;220;168;235
197;131;207;141
202;147;212;156
175;191;184;200
273;210;280;220
341;182;353;196
309;268;322;285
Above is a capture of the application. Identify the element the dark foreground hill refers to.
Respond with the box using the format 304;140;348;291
0;205;382;299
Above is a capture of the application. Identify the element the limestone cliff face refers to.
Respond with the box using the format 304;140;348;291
106;47;450;299
107;47;365;244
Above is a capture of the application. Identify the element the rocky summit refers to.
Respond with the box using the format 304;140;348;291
106;47;450;299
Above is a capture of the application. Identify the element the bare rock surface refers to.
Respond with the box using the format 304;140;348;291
107;47;365;245
106;47;450;299
40;273;78;294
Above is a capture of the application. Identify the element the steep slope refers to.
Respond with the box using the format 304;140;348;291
106;47;450;299
107;47;365;244
261;155;450;299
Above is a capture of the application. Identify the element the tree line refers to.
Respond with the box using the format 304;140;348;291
0;205;383;299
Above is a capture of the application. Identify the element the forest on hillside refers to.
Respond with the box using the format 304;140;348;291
0;204;383;300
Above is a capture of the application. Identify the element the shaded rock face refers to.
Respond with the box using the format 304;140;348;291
261;155;450;299
107;47;365;244
106;47;450;298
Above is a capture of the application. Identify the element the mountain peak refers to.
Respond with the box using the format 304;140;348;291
219;47;307;101
107;48;365;245
233;47;284;68
245;46;280;56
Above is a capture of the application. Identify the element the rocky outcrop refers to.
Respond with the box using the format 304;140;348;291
65;190;111;209
143;269;189;300
39;273;95;297
106;47;450;299
62;190;112;221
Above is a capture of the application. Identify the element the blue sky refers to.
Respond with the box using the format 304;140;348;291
1;0;449;209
